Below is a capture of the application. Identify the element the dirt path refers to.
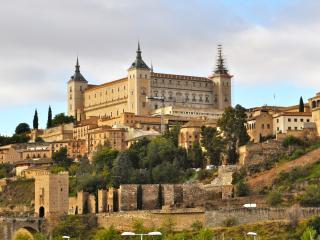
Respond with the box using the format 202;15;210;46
247;148;320;191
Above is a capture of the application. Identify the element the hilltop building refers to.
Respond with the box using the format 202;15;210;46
67;44;232;122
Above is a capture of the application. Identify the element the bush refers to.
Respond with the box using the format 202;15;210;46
235;180;250;197
197;169;212;181
93;226;120;240
193;228;214;240
299;185;320;207
191;220;203;231
232;167;247;184
222;217;238;227
282;136;307;148
267;190;283;207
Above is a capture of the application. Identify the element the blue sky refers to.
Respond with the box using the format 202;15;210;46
0;0;319;135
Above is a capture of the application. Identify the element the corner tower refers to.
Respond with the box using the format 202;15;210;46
67;58;88;121
209;45;233;110
127;42;151;115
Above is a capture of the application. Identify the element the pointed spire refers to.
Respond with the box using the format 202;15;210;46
150;60;154;72
214;44;228;74
136;41;142;60
75;57;80;73
129;41;149;69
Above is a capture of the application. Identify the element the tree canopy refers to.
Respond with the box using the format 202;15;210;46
15;123;31;135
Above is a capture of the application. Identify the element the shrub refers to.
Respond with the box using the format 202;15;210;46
232;167;247;184
235;180;250;197
282;136;306;148
93;226;120;240
191;220;204;231
222;217;238;227
267;190;283;207
197;169;211;181
193;228;214;240
299;185;320;207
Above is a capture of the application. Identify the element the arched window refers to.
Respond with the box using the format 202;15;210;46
39;206;45;218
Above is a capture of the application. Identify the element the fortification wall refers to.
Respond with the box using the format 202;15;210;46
97;209;204;231
141;184;160;210
205;207;320;227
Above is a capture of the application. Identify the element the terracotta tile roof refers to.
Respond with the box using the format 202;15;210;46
274;112;312;117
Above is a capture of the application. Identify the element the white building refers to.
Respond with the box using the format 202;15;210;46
273;112;312;134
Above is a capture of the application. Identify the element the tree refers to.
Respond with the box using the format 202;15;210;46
188;142;204;168
218;105;250;163
52;147;73;169
163;123;181;147
92;147;119;173
15;233;33;240
47;106;52;129
235;180;250;197
200;126;225;166
301;226;317;240
33;109;39;129
15;123;31;135
299;96;305;113
93;226;120;240
111;151;134;187
51;113;75;127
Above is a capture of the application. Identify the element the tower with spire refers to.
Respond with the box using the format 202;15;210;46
67;57;88;121
127;42;151;115
209;45;233;110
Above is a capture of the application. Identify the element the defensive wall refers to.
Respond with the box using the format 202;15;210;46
205;207;320;227
68;183;231;215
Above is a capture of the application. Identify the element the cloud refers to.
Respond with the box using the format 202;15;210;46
0;0;319;111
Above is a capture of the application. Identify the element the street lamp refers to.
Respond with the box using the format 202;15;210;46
121;231;162;240
147;96;165;133
243;203;257;208
247;232;257;240
62;236;70;239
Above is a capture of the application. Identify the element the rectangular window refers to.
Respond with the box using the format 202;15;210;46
288;118;291;122
288;127;291;130
300;119;303;122
294;118;297;122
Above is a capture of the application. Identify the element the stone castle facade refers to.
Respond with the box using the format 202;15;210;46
67;44;232;121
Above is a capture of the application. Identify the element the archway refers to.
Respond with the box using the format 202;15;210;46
39;206;45;218
75;206;78;215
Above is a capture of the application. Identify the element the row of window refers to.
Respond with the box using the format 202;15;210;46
276;118;310;123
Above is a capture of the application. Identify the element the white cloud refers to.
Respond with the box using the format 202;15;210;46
0;0;319;110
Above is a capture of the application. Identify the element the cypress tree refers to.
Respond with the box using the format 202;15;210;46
299;97;304;112
33;109;39;129
47;106;52;129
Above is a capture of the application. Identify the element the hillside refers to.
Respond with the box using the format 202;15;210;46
0;179;34;212
247;147;320;192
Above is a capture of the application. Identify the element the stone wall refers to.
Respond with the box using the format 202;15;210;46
239;140;287;166
141;184;160;210
88;194;96;214
97;209;205;232
98;189;107;213
205;207;320;227
183;183;221;207
162;184;183;207
119;184;138;211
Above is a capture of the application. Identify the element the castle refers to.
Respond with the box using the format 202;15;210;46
67;44;232;122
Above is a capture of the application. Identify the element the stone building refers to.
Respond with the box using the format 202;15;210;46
0;143;52;164
67;44;232;122
34;171;69;218
246;110;273;143
309;92;320;135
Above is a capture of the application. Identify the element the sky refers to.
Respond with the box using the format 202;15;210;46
0;0;319;135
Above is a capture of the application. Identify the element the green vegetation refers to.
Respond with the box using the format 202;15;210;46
234;180;250;197
267;189;283;207
52;215;97;240
33;109;39;130
47;105;52;128
0;178;34;207
15;123;31;135
51;113;75;127
0;163;14;178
